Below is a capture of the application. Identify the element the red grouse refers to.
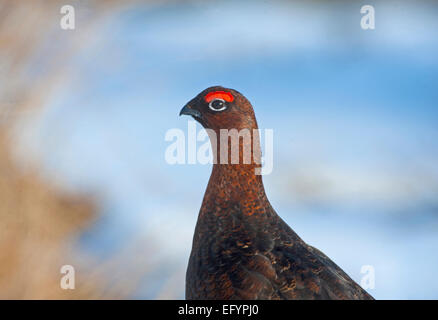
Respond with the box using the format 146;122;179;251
180;86;373;300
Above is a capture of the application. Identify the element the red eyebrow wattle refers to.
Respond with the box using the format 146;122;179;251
204;91;234;103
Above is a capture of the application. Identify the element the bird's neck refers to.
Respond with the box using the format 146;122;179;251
201;127;271;217
201;164;271;218
207;126;263;169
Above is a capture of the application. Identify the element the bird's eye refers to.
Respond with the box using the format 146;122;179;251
208;98;227;112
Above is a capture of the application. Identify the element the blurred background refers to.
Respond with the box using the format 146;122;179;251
0;0;437;299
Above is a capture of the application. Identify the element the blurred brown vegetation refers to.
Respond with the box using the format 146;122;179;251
0;133;101;298
0;0;151;299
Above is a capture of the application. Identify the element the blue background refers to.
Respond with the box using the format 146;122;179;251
21;0;438;298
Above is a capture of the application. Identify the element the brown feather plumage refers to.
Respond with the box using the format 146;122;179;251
181;86;373;300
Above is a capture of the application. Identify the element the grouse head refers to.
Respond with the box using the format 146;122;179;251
180;86;262;174
179;86;258;132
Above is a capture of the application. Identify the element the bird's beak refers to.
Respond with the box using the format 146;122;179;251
179;104;202;119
